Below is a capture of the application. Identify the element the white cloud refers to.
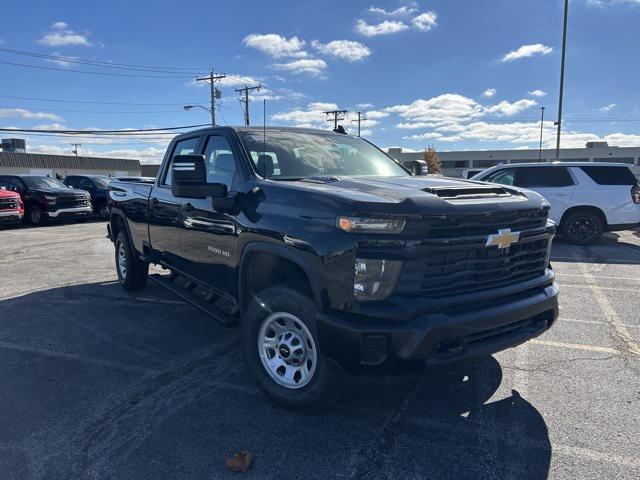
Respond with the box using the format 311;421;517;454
501;44;553;62
485;99;537;116
272;102;338;128
355;102;374;109
386;94;486;123
0;108;62;121
242;34;307;58
364;110;389;119
528;89;547;97
368;5;418;16
356;19;409;36
412;11;438;31
45;51;78;68
599;103;617;111
37;23;91;47
273;58;327;76
483;88;497;98
311;39;371;61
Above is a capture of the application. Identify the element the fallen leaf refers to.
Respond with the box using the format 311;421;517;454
226;450;252;473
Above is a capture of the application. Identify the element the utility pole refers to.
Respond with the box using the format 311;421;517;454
235;84;262;126
324;109;348;131
351;111;368;137
195;69;226;126
70;143;81;157
538;106;546;161
555;0;569;161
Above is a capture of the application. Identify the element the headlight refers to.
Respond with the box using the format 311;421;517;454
337;216;405;234
44;195;57;203
354;258;402;301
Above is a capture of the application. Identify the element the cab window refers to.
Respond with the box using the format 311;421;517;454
203;136;238;190
162;137;199;186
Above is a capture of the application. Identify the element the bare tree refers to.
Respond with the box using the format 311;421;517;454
423;145;442;174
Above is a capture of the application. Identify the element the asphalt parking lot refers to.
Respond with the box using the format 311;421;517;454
1;222;639;479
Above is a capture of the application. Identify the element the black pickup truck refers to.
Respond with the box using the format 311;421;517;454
108;126;558;408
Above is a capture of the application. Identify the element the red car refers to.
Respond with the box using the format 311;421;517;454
0;187;24;226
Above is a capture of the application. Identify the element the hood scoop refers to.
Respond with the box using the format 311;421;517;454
301;176;342;184
422;185;513;200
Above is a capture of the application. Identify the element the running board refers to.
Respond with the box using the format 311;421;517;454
150;273;239;327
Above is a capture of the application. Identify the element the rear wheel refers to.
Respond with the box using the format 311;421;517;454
561;210;603;245
242;284;342;409
115;231;148;290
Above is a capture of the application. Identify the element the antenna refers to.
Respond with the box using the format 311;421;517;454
262;99;266;178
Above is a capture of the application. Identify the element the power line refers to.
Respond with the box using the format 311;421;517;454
0;47;207;74
0;60;198;78
0;94;204;106
351;111;367;137
0;105;190;114
0;124;208;134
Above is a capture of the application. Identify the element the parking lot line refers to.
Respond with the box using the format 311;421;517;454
529;339;620;354
556;272;640;283
557;283;640;293
0;340;157;375
551;256;640;265
560;317;640;329
573;258;640;356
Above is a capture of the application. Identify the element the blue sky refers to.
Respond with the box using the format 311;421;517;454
1;0;639;163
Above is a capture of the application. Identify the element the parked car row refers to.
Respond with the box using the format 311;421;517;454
0;174;115;226
472;162;640;245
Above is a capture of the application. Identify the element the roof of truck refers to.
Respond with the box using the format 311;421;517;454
175;125;353;137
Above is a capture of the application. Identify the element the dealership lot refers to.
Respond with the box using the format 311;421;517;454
1;222;639;479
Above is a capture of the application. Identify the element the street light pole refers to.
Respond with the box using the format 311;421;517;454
538;106;546;161
555;0;569;161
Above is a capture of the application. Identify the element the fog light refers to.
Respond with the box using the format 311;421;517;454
354;258;402;301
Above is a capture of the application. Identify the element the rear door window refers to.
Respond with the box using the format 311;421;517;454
515;167;574;188
580;166;638;185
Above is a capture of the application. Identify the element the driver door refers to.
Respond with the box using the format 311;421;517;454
179;133;241;296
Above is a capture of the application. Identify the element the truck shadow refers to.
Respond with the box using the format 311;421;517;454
342;356;551;479
0;281;551;480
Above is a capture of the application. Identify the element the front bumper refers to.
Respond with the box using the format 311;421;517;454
0;210;22;225
46;205;93;219
316;275;558;373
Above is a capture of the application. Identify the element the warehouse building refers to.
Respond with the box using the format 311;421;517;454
387;142;640;178
0;145;141;178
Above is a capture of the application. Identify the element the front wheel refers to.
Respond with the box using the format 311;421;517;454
561;210;603;245
115;231;148;290
242;284;342;409
99;205;109;220
29;206;46;225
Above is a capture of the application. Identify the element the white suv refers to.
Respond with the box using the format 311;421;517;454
473;162;640;245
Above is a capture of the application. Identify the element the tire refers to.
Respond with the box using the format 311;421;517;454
99;205;109;220
560;209;604;245
242;284;342;409
29;206;47;226
115;231;149;291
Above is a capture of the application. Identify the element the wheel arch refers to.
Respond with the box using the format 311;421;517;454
239;242;324;314
559;205;608;230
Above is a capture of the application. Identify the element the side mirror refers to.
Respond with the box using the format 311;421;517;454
171;154;228;198
402;159;428;176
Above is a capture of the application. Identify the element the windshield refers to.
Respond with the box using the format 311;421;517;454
92;177;111;188
238;130;408;179
22;176;69;189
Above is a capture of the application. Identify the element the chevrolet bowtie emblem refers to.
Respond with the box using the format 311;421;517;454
486;228;520;249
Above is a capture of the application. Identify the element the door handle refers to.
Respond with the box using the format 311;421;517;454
182;202;194;212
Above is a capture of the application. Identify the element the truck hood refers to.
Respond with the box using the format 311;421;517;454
0;189;20;199
278;175;544;214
